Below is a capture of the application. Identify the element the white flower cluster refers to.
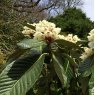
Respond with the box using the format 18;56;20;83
22;20;61;42
22;20;80;43
80;29;94;61
58;34;80;43
32;20;61;42
87;29;94;48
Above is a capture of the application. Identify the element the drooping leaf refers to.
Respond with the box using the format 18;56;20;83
79;55;94;73
17;39;46;49
52;54;67;87
62;58;73;83
78;55;94;94
0;51;46;95
78;55;94;77
58;53;74;84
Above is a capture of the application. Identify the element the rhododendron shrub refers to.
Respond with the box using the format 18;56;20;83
0;20;94;95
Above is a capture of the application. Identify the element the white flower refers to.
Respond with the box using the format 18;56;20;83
32;20;61;42
57;35;65;39
88;29;94;36
65;34;80;43
57;34;80;43
84;47;93;56
33;32;44;40
88;42;94;48
80;47;93;61
80;53;88;61
66;34;73;42
87;35;94;42
80;29;94;61
72;35;80;43
52;28;61;34
39;20;56;28
22;26;35;36
87;29;94;48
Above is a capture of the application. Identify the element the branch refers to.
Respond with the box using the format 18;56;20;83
48;5;61;15
34;0;41;6
72;0;83;7
13;0;41;8
39;3;56;12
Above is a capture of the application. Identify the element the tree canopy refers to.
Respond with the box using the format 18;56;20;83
49;8;94;38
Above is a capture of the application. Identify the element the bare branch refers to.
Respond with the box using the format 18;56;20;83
39;3;55;12
34;0;41;6
12;0;83;19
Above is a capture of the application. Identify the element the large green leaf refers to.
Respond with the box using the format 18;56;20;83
17;39;46;49
55;39;80;49
7;40;45;65
57;53;74;84
0;51;46;95
52;54;67;87
78;55;94;77
78;55;94;94
62;58;73;83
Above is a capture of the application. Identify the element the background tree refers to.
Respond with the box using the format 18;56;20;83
0;0;47;57
13;0;83;17
49;8;94;38
0;0;24;58
0;0;84;59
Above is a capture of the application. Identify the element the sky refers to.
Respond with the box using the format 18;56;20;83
51;0;94;21
81;0;94;21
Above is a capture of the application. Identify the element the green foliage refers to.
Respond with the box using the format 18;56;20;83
55;39;80;49
79;55;93;77
0;24;94;95
17;38;46;49
78;55;94;95
52;54;68;87
49;8;94;38
0;52;46;95
0;0;25;58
